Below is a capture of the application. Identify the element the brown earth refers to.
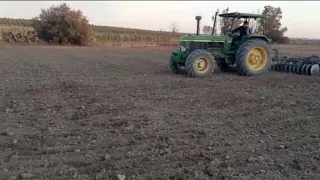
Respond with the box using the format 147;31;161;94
0;44;319;180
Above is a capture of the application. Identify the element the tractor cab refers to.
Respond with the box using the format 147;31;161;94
218;12;269;49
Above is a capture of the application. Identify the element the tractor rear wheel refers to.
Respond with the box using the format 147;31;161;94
235;39;271;76
185;49;217;77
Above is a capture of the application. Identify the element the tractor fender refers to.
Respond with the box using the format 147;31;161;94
238;36;271;47
250;36;271;43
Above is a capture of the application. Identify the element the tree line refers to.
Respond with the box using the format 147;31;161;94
0;18;182;44
0;3;183;45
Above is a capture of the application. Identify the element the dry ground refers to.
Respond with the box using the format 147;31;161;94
0;44;319;180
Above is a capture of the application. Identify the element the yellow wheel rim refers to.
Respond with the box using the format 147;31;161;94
195;57;209;72
246;46;268;71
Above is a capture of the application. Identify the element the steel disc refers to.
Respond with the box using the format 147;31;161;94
306;65;312;75
297;65;304;75
301;64;308;75
285;64;290;73
292;65;298;74
310;64;320;75
281;64;286;72
289;64;294;73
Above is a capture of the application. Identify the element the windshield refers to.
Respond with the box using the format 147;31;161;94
179;41;188;51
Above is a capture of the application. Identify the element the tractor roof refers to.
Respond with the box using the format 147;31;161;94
218;12;264;19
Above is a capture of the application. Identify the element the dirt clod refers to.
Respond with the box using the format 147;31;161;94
116;174;126;180
1;131;15;136
248;156;258;163
259;170;266;173
19;173;33;179
104;154;111;160
206;165;218;176
291;160;302;170
95;172;104;180
12;139;18;144
279;144;286;149
6;176;17;180
5;108;14;113
10;154;20;162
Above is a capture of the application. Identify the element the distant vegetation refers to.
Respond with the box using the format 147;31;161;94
0;2;318;45
0;3;183;45
0;18;182;45
0;17;180;37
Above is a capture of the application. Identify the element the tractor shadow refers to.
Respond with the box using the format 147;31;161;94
154;66;241;78
217;65;240;76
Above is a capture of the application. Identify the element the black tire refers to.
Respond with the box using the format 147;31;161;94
185;49;218;78
169;54;185;74
235;39;272;76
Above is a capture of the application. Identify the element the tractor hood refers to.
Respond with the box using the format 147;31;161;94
180;34;229;42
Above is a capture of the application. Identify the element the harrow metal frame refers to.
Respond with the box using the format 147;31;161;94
270;49;320;76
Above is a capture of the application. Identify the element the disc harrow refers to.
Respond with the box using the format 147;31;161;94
270;49;320;76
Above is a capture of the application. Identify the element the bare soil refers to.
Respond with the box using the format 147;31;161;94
0;44;319;180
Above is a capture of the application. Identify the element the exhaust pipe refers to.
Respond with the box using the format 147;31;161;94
212;9;219;35
195;16;202;35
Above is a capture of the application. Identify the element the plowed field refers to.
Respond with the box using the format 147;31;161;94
0;44;319;180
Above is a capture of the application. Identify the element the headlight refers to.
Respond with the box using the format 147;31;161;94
179;46;186;52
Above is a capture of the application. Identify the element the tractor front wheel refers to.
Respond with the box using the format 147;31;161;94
185;49;217;78
169;54;185;74
235;39;271;76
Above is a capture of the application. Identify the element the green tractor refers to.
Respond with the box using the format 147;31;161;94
169;11;272;77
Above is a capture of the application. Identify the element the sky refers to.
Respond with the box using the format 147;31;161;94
0;1;319;38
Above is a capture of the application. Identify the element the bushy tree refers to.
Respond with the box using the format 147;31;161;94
202;25;213;34
258;5;289;44
32;3;92;45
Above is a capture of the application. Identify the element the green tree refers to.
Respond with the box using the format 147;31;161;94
258;5;289;44
202;25;213;34
32;3;92;45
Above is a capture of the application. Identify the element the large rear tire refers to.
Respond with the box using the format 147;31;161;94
235;39;271;76
185;49;217;78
